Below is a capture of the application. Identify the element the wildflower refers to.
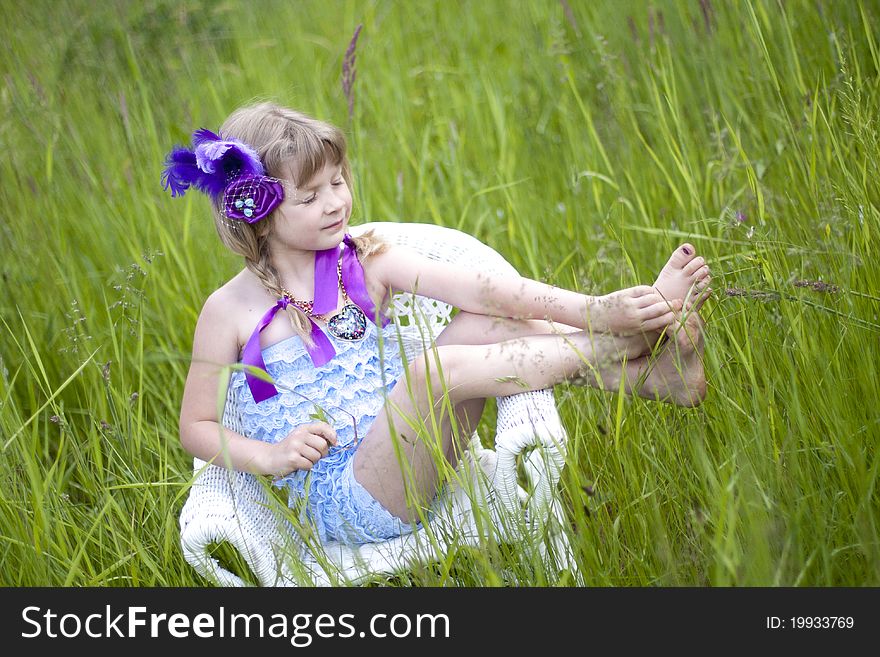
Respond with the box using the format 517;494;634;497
793;279;840;294
342;24;363;122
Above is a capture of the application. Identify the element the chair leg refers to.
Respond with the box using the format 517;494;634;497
494;389;581;581
494;389;567;513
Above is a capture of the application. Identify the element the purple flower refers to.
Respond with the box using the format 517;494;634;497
223;175;285;223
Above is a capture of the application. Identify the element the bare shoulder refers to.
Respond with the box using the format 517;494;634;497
193;270;267;363
192;287;239;365
362;242;417;286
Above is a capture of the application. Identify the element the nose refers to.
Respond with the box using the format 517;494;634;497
324;188;345;214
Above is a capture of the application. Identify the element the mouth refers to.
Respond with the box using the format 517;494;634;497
324;218;344;230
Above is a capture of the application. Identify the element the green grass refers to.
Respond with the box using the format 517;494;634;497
1;0;878;586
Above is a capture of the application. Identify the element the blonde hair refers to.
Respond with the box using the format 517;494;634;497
211;102;388;346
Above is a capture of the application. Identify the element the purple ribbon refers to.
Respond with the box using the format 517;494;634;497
242;235;388;403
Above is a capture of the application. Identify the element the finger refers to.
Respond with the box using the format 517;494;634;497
631;285;656;297
682;256;706;276
641;299;681;318
300;445;323;464
639;292;682;309
306;422;338;445
640;312;677;333
636;292;666;308
305;433;331;455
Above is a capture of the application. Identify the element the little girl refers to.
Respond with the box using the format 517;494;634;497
168;102;711;545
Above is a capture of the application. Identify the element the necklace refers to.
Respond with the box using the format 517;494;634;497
281;260;368;341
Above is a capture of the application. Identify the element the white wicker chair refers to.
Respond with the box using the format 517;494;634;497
178;221;580;586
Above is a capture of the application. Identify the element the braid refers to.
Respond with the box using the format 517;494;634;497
245;243;316;348
247;242;284;298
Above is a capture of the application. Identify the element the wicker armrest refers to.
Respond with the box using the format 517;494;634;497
179;459;302;586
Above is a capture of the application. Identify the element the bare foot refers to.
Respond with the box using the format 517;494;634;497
636;308;707;407
653;244;712;309
590;285;683;337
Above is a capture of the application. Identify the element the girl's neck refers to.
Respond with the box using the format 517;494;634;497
269;241;328;298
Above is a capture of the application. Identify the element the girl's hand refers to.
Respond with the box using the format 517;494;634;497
265;422;339;477
592;286;683;335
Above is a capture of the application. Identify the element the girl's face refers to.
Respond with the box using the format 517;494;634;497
271;160;352;253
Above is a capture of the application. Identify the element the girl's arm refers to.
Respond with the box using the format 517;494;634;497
178;291;335;477
370;244;669;334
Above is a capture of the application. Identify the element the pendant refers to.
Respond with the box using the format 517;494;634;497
326;303;367;341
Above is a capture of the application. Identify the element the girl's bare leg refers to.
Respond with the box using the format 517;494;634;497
430;313;586;467
354;310;703;522
445;310;707;406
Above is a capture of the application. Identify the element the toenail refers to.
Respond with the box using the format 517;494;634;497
682;246;692;255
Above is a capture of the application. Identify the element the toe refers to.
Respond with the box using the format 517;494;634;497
666;243;697;269
660;244;698;273
691;287;712;312
692;266;710;284
683;257;706;276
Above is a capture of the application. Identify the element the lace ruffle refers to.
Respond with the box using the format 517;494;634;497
306;457;418;543
227;321;407;542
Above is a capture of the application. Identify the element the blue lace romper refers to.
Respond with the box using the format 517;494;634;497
228;320;420;545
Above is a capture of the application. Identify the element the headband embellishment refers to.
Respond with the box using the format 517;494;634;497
161;128;284;222
223;174;284;223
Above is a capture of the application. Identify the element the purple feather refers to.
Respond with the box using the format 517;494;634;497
161;128;267;200
161;146;200;197
191;127;222;145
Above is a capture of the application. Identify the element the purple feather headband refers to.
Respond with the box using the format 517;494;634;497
161;128;284;223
